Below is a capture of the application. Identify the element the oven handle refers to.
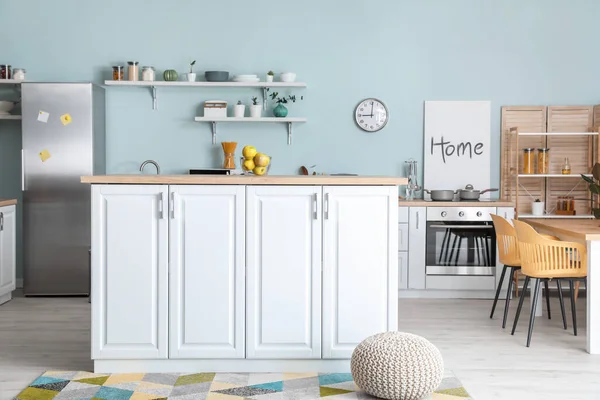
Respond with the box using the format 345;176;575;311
429;224;494;229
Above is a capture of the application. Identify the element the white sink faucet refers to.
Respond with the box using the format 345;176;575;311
140;160;160;175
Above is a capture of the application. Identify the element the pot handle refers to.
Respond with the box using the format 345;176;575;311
479;188;499;195
424;189;431;194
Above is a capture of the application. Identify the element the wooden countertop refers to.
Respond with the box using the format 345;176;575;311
0;199;17;207
398;199;514;207
522;218;600;241
81;175;408;185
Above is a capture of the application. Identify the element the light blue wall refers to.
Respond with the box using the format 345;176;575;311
2;0;600;278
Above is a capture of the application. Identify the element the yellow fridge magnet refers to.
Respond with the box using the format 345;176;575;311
39;149;51;162
60;113;72;126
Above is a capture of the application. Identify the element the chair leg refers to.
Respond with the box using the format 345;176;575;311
512;276;530;335
438;229;450;264
544;280;551;320
569;280;578;336
557;279;567;330
574;280;580;303
514;270;519;297
502;267;516;329
455;237;463;266
491;265;508;319
476;237;481;266
484;236;491;266
448;235;458;266
526;278;541;347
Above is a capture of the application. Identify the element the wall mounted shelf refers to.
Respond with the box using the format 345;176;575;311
194;117;307;145
103;80;307;110
0;115;21;120
517;174;592;178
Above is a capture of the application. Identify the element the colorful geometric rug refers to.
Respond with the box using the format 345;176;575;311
15;370;472;399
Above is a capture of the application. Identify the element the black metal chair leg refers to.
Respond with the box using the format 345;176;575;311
448;235;458;266
557;279;567;330
526;279;541;347
491;265;508;319
512;276;530;335
438;229;450;264
544;280;551;320
484;236;491;266
455;237;463;266
502;267;516;329
569;280;578;336
476;236;482;266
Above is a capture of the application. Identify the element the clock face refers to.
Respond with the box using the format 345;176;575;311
355;98;388;132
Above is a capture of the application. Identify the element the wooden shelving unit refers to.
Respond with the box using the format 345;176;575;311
194;117;307;145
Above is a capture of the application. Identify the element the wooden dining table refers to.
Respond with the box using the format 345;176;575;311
522;218;600;354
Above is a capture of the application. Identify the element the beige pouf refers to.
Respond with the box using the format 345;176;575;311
351;332;444;400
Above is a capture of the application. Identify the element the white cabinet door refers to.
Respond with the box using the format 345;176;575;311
169;185;245;359
246;186;322;359
398;252;408;290
91;185;168;359
0;205;16;302
322;186;398;359
408;207;426;289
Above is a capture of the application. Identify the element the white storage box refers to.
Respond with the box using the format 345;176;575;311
204;100;228;118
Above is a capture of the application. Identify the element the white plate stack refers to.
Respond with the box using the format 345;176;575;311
233;74;259;82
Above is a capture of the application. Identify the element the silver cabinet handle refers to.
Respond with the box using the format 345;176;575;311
312;193;318;220
324;193;329;220
158;193;165;219
416;211;420;229
0;212;3;231
21;149;25;191
170;192;175;219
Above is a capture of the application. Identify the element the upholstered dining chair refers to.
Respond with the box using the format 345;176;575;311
512;220;587;347
489;214;561;328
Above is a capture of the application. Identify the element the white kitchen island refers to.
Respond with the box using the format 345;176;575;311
81;175;406;373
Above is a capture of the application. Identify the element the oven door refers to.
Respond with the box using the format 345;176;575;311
426;221;496;276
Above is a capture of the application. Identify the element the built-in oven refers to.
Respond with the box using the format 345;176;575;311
426;207;496;276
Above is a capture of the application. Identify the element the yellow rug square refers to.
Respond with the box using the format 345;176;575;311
103;373;145;386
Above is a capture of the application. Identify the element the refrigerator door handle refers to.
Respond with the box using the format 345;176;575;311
21;149;25;191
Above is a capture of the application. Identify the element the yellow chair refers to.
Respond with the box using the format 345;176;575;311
512;220;587;347
490;214;560;329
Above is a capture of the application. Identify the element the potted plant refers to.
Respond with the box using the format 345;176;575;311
266;70;274;83
582;163;600;218
187;60;196;82
269;90;303;118
250;96;262;118
531;198;545;216
233;100;246;118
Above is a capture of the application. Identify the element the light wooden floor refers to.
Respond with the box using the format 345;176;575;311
1;293;598;400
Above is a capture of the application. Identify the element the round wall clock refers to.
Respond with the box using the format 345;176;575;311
355;98;389;132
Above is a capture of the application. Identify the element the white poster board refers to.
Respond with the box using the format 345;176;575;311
424;101;491;198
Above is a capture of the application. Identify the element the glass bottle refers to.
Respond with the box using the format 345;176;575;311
112;66;124;81
537;148;549;174
562;157;571;174
127;61;139;81
523;148;534;174
12;68;25;81
141;66;155;82
0;65;11;79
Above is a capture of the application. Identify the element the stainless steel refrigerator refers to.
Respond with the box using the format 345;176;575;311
21;83;105;295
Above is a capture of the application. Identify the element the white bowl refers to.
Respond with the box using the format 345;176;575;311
0;101;14;115
280;72;296;82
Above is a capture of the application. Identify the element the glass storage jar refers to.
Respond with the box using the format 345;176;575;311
537;148;549;174
0;65;11;79
523;148;534;174
112;66;124;81
127;61;139;81
141;66;155;82
12;68;25;81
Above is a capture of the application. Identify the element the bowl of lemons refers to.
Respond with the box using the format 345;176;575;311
241;145;271;176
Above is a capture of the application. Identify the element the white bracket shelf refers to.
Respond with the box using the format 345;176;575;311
104;80;307;111
194;117;307;145
0;115;22;120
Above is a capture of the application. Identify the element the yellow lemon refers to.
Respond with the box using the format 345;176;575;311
253;166;267;176
242;159;255;171
254;153;271;167
242;145;257;159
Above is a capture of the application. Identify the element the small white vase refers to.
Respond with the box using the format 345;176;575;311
233;104;246;118
187;73;196;82
531;201;545;216
266;75;274;82
250;105;262;118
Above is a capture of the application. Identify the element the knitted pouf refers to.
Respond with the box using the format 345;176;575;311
351;332;444;400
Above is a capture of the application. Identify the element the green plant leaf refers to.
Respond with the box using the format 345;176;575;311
190;60;196;66
593;163;600;181
592;208;600;219
582;174;596;184
589;184;600;195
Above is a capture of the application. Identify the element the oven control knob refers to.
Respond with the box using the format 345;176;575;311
477;211;482;217
441;211;447;217
458;211;465;217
